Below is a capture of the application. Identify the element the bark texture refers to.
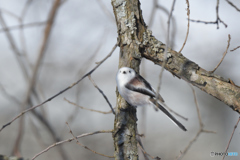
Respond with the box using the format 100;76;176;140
112;0;240;159
112;0;146;159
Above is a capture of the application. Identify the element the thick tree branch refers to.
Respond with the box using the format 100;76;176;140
142;32;240;113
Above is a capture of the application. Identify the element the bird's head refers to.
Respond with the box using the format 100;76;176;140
116;67;136;85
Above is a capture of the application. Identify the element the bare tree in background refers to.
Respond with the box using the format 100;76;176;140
0;0;240;160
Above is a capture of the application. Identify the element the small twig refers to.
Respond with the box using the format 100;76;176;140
215;0;227;29
162;103;188;121
0;8;20;20
156;4;177;48
140;60;147;139
176;129;201;160
0;21;46;33
66;122;114;158
178;0;190;53
176;85;216;160
0;43;117;132
189;19;219;25
137;138;160;160
64;98;114;114
64;30;107;128
31;129;113;160
88;75;115;114
0;83;20;104
189;0;227;29
29;117;47;149
209;34;231;73
136;128;160;160
155;0;176;102
191;85;203;128
226;0;240;12
222;116;240;160
230;45;240;52
0;10;29;78
148;0;158;28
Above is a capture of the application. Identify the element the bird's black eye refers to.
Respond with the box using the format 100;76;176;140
129;70;131;73
123;71;126;74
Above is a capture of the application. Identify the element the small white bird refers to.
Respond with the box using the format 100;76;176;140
116;67;187;131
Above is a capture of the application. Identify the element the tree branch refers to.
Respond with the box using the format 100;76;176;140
142;31;240;113
32;129;113;160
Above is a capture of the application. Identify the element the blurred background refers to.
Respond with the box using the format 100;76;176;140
0;0;240;160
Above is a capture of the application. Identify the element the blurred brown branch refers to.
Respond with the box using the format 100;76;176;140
64;98;114;114
137;129;160;160
31;129;113;160
66;122;114;158
222;116;240;160
0;42;117;132
0;21;46;32
155;0;176;104
175;85;216;160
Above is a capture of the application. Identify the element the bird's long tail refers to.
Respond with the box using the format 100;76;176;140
149;98;187;131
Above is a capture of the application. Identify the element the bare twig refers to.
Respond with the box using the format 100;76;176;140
226;0;240;12
162;103;188;121
157;4;177;48
137;133;160;160
0;21;46;33
0;43;117;132
64;98;114;114
209;34;231;73
0;8;20;20
176;85;216;160
148;0;177;48
66;122;114;158
19;0;34;64
31;129;113;160
191;86;203;128
148;0;158;28
0;83;20;104
64;31;106;128
29;117;47;149
88;75;115;114
21;0;33;19
140;60;147;140
0;10;29;78
178;0;190;53
222;116;240;160
156;0;176;102
230;45;240;52
189;0;227;29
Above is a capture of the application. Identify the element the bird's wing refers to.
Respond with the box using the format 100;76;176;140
149;98;187;131
125;75;156;98
126;74;164;102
